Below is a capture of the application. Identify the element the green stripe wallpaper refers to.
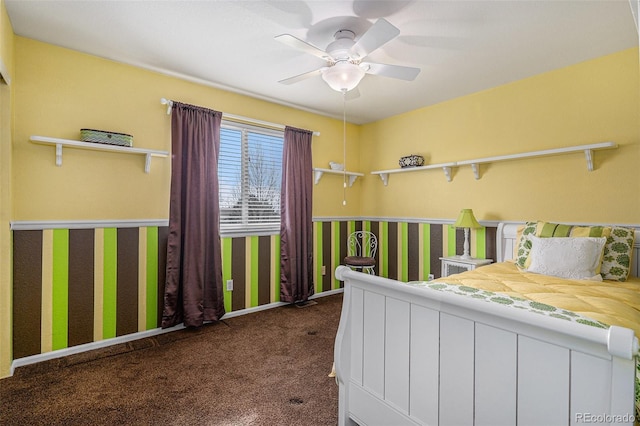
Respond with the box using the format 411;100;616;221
145;227;159;331
222;236;233;312
11;219;496;361
51;229;69;351
102;228;117;340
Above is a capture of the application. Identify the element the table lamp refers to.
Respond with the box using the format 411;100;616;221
453;209;482;260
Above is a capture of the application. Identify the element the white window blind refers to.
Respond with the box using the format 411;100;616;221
218;121;283;236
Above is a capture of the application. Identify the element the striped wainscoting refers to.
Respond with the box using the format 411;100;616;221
12;226;169;359
221;234;281;311
314;219;497;289
11;219;496;361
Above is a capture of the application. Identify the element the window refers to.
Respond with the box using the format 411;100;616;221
218;121;283;236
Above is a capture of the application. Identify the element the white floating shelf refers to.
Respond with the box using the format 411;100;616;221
371;162;457;185
30;135;169;173
313;168;364;187
371;142;617;185
456;141;617;179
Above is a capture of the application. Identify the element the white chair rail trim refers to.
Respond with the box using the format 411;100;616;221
11;219;170;230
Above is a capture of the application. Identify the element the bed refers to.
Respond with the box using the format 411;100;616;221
333;222;639;426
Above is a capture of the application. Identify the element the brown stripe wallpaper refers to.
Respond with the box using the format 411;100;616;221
407;222;420;281
13;230;43;359
156;226;169;326
455;228;464;255
370;221;380;275
430;224;443;277
339;221;348;268
68;229;94;347
321;222;331;292
387;222;398;279
231;237;246;312
116;228;139;337
258;236;271;306
486;226;497;262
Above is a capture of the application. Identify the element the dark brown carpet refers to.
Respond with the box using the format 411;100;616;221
1;293;343;426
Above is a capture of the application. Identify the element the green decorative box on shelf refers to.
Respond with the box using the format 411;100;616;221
80;129;133;147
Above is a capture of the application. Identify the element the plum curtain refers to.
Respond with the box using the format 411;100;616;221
280;126;314;303
162;102;225;328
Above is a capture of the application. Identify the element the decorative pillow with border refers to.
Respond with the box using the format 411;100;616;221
570;225;612;239
513;224;525;259
520;222;612;271
520;221;572;269
536;222;573;238
526;235;607;280
600;226;636;282
515;221;538;269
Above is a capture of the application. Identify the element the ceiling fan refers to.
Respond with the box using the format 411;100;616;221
275;18;420;93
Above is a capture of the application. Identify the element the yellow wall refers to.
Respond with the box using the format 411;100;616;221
0;0;14;379
13;36;361;221
360;48;640;224
15;37;638;226
6;32;640;380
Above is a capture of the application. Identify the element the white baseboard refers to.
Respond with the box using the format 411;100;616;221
10;324;185;376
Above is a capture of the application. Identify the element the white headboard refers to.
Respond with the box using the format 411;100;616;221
496;222;640;278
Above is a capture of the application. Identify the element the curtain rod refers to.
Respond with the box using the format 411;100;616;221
160;98;320;136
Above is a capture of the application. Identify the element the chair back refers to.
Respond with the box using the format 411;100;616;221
347;231;378;259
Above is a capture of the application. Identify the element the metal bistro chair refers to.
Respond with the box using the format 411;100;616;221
344;231;378;274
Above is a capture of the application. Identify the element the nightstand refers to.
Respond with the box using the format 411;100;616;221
439;256;493;277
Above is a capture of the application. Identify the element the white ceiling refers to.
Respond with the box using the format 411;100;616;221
5;1;639;124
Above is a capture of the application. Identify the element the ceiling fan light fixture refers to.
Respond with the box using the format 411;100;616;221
322;61;365;92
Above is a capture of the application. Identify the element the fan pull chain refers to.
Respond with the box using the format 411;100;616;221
342;89;347;206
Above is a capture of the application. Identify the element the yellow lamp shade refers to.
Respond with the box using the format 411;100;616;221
453;209;481;229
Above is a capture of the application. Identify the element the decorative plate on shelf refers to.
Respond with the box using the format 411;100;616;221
329;161;344;171
399;154;424;168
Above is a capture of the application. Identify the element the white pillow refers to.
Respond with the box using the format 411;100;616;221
526;235;606;280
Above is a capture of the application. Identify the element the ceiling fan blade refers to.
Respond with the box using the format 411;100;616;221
275;34;331;60
278;68;326;85
350;18;400;59
361;62;420;81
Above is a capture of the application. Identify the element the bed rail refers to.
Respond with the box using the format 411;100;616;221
334;265;638;426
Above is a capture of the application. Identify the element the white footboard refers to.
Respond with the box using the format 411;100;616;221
334;266;639;426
